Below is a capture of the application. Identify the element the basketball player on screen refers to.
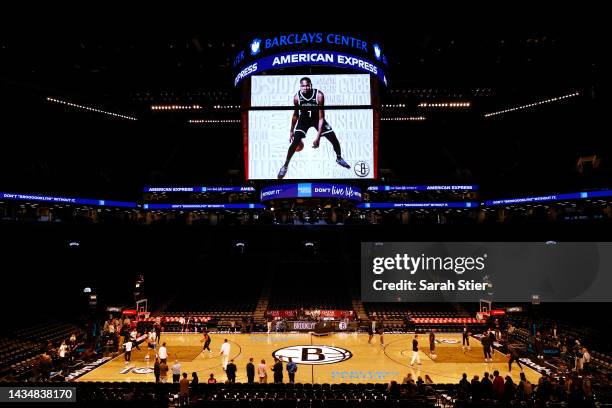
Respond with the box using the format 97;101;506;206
277;77;351;179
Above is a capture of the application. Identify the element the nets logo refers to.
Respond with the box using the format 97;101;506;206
272;345;352;365
436;338;460;344
373;44;382;60
250;39;262;56
120;366;154;375
354;161;370;177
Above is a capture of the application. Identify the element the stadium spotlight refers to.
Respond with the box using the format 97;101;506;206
134;274;145;299
302;240;318;256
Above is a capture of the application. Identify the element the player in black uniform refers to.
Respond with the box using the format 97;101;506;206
277;77;351;179
410;334;421;366
534;331;544;361
462;324;471;351
429;329;437;359
507;344;523;372
200;330;212;356
482;331;493;363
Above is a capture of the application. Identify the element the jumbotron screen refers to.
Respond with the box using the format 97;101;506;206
246;74;376;180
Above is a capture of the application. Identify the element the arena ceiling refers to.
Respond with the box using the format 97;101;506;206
0;26;606;199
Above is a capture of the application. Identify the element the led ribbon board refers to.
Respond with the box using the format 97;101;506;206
484;190;612;206
143;203;264;210
261;183;362;202
357;202;478;209
367;185;479;191
1;192;136;208
144;186;255;193
235;51;387;87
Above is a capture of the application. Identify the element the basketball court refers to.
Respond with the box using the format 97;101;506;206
77;332;541;384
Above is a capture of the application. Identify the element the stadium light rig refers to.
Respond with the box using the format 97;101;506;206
381;116;426;121
213;105;240;110
418;102;471;108
47;97;137;120
151;104;202;111
484;91;580;118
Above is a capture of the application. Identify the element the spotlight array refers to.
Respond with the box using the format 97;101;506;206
381;116;426;121
151;104;202;111
47;97;137;120
418;102;471;108
213;105;240;110
484;92;580;118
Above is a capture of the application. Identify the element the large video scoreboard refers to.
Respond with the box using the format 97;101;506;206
246;74;375;180
234;33;386;181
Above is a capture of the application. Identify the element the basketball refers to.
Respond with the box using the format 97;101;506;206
295;140;304;152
